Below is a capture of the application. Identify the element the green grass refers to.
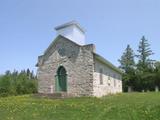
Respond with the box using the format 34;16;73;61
0;92;160;120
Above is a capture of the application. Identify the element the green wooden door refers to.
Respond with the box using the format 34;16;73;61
56;66;67;92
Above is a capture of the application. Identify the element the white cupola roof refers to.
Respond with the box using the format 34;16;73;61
55;21;85;45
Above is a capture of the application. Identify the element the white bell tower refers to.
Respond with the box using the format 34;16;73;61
55;21;85;45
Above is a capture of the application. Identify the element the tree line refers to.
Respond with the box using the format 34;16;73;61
0;69;37;97
119;36;160;92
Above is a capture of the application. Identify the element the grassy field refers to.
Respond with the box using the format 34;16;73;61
0;92;160;120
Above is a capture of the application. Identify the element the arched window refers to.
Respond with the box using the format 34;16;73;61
57;66;66;76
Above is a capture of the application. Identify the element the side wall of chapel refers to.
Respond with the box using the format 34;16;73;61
93;58;122;97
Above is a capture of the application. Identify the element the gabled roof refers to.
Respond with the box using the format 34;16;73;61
94;53;123;74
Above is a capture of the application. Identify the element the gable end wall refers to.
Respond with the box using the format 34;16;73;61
37;37;94;97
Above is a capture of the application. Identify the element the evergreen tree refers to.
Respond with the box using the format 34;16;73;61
136;36;155;91
136;36;154;71
118;44;135;91
27;68;30;76
119;44;135;73
118;36;157;92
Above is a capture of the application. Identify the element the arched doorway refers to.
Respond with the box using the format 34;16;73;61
55;66;67;92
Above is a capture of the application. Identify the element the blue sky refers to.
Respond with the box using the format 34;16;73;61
0;0;160;74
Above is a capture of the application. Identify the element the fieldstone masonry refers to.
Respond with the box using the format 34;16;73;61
37;21;122;97
37;36;95;96
37;35;122;97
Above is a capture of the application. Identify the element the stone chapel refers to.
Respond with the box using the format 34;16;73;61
36;21;123;97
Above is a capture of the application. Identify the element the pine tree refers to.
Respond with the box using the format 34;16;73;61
136;36;155;91
26;69;30;76
118;44;135;73
118;44;135;91
136;36;154;71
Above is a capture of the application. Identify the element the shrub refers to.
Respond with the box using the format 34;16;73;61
0;69;37;97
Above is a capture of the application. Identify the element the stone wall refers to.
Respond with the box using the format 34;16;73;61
37;36;94;97
93;59;122;97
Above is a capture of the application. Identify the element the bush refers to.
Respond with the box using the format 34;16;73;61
0;69;37;97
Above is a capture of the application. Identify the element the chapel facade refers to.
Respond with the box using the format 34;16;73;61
36;21;122;97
